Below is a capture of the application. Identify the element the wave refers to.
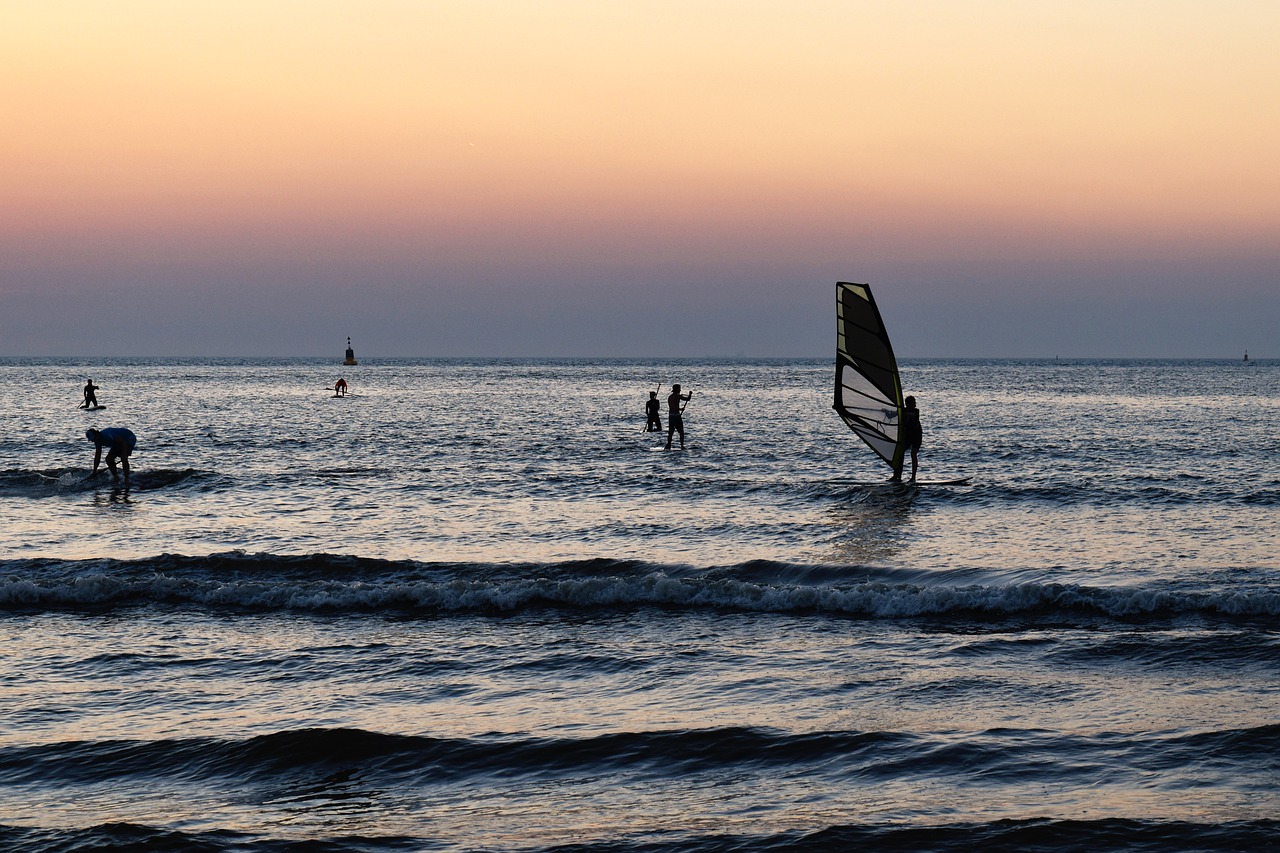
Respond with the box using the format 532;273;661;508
3;723;1275;790
3;818;1276;853
0;467;212;496
1;554;1277;621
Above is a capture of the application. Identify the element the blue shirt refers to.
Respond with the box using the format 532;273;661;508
96;428;137;452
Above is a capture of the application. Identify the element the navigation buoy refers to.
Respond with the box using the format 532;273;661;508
343;336;358;366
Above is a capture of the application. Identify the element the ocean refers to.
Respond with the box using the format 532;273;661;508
1;357;1277;852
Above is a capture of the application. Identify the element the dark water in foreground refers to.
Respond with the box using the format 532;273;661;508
1;358;1277;851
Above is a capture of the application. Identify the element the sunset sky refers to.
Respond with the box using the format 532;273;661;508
3;1;1277;357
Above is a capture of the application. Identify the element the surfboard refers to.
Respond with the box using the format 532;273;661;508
81;405;107;411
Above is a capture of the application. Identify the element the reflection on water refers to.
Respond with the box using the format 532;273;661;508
825;487;916;564
92;485;134;506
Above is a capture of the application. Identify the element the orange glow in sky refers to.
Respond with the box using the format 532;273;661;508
6;2;1278;229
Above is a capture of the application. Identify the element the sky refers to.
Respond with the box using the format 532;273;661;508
2;0;1278;358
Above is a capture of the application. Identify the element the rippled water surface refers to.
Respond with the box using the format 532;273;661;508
1;358;1277;851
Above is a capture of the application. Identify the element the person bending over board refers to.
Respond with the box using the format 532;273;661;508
334;378;348;397
665;384;692;450
891;396;922;483
80;379;100;409
645;391;662;432
86;427;136;485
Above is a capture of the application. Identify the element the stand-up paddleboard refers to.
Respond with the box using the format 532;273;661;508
829;479;967;484
80;405;107;411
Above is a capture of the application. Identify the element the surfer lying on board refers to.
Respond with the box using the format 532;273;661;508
645;391;662;432
80;379;100;408
86;427;136;485
334;378;348;397
665;384;692;450
891;395;922;483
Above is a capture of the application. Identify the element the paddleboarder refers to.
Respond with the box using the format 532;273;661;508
665;384;692;450
644;390;662;432
80;379;100;409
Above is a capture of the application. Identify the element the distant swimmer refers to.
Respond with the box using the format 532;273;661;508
80;379;100;409
86;427;136;485
891;395;922;483
645;390;662;432
665;384;692;450
334;378;348;397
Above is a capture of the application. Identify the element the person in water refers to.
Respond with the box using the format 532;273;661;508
334;378;348;397
80;379;100;409
891;395;922;482
86;427;136;485
645;390;662;432
665;384;692;450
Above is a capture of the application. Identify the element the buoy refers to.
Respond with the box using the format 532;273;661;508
343;336;358;366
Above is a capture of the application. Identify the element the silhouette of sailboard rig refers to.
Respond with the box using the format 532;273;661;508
833;281;969;487
343;336;358;366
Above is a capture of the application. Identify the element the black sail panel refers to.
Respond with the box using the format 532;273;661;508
834;282;904;470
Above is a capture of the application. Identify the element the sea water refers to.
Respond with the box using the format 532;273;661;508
0;358;1277;851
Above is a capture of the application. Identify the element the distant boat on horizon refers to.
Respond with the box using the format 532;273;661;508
344;336;358;366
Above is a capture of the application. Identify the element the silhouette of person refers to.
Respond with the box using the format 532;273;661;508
645;391;662;432
665;384;692;450
86;427;136;485
892;395;922;482
80;379;100;409
334;378;348;397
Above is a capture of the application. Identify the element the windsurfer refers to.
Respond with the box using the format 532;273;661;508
891;395;922;482
665;384;692;449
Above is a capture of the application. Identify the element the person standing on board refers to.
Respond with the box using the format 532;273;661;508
891;395;922;483
85;427;136;485
645;390;662;432
80;379;100;409
334;378;348;397
665;384;692;450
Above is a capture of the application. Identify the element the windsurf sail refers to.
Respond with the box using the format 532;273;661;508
834;281;904;471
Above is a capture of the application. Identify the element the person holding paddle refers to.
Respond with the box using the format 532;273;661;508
644;389;662;432
665;384;692;450
80;379;100;408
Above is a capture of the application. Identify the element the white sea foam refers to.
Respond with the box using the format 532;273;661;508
3;568;1276;619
